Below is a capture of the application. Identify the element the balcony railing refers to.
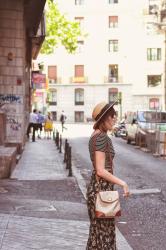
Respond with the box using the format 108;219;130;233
48;101;57;106
70;76;88;83
104;76;123;83
104;76;119;83
48;77;62;85
75;101;84;105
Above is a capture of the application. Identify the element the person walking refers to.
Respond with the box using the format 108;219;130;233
60;110;67;132
26;109;38;142
37;111;45;139
44;112;53;139
86;101;130;250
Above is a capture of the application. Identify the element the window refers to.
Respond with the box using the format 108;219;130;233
48;90;57;105
48;65;57;83
48;66;57;79
147;48;161;61
109;16;118;28
149;98;159;110
108;64;118;82
147;75;161;87
75;0;84;5
75;88;84;105
109;0;118;3
77;41;84;53
75;17;84;29
75;65;84;77
108;40;118;52
75;111;84;122
108;88;118;104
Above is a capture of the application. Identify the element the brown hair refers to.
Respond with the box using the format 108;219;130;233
95;107;116;132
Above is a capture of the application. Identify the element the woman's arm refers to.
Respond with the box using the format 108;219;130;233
95;151;130;197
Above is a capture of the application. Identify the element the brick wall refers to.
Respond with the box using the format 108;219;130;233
0;0;30;145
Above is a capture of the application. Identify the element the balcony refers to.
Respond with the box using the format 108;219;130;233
48;101;57;106
48;77;62;87
30;14;46;59
104;76;123;83
75;101;84;105
104;76;118;83
70;76;88;83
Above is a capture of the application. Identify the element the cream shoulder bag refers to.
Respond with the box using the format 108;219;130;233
93;134;121;219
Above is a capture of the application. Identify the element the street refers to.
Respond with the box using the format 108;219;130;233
60;123;166;250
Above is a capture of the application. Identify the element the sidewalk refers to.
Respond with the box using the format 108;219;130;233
0;137;132;250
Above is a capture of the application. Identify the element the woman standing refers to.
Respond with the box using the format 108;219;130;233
44;112;53;139
86;101;130;250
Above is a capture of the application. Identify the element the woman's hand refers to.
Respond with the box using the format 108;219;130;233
122;182;130;198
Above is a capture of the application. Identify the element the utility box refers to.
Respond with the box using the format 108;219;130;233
0;111;6;145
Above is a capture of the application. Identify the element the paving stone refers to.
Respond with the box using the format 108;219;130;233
0;214;89;250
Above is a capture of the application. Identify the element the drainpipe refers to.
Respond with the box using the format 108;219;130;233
164;29;166;110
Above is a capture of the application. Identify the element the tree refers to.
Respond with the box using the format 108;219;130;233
40;0;82;54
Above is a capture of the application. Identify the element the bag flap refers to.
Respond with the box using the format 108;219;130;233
99;191;119;203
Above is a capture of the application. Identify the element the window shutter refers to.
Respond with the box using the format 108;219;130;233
75;65;84;77
110;16;118;22
48;66;57;79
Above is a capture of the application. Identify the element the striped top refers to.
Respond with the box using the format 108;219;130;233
89;132;115;172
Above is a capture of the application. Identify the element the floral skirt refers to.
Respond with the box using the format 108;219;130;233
86;171;116;250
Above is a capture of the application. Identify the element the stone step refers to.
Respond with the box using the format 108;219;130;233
0;146;17;178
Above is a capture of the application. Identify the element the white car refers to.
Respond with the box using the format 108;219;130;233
125;110;166;145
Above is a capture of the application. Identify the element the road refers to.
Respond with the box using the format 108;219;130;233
58;123;166;250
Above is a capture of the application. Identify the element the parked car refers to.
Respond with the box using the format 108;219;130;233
125;110;166;145
114;119;127;138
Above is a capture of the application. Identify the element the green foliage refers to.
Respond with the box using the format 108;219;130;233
40;0;82;54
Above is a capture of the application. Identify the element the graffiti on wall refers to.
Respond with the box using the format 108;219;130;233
0;95;23;139
7;116;21;131
1;105;17;114
0;94;22;106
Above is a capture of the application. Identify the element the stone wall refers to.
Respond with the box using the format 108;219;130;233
0;111;6;145
0;0;30;146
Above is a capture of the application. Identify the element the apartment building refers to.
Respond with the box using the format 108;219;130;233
39;0;166;122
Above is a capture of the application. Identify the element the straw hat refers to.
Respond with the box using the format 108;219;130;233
92;100;117;129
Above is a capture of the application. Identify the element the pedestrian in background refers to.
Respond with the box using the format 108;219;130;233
86;101;130;250
44;112;53;139
37;111;45;139
60;110;67;132
26;109;38;142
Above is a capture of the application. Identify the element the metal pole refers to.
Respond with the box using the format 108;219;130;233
59;135;62;153
66;142;69;169
57;131;59;149
64;139;68;163
68;146;72;177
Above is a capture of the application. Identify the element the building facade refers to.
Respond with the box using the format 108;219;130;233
40;0;166;122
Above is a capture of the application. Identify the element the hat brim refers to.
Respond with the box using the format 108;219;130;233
93;100;118;129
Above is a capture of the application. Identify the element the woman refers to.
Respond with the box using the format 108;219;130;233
44;112;53;139
86;101;130;250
